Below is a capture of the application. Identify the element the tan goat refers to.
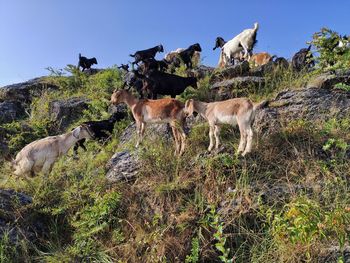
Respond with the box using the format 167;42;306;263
12;125;94;177
111;89;187;155
184;98;267;156
249;52;274;67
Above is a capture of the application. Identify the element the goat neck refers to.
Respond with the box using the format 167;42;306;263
58;131;81;155
193;100;208;119
121;91;139;109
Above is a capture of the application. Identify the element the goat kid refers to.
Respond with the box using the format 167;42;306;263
12;125;94;177
184;98;268;156
73;112;127;156
178;43;202;69
111;90;187;155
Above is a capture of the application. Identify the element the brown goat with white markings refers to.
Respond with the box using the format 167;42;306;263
185;98;268;156
111;90;187;155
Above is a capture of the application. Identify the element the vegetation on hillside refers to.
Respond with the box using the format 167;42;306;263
0;28;350;262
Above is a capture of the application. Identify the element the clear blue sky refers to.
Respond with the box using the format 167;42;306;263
0;0;349;86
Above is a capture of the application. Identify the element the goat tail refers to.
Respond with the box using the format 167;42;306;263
129;54;135;57
253;22;259;31
253;100;269;111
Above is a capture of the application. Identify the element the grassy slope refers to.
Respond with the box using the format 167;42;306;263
0;64;349;263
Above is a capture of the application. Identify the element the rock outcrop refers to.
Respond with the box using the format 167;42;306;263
49;97;90;131
0;189;46;245
0;77;58;103
209;61;250;84
254;87;350;135
0;101;26;124
307;69;350;89
211;76;265;99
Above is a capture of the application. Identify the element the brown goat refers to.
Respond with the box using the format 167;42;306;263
111;90;187;155
249;52;274;67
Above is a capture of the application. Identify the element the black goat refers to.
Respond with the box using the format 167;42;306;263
129;45;164;66
291;46;314;71
118;64;130;72
140;70;198;99
78;53;98;71
142;58;169;73
178;43;202;69
73;111;127;156
213;37;226;50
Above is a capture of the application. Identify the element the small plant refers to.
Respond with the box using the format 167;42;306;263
207;206;233;263
185;236;200;263
335;83;350;92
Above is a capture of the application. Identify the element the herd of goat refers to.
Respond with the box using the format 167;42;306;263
12;22;341;177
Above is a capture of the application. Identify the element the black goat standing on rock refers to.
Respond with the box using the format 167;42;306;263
178;43;202;69
129;44;164;66
73;111;127;157
78;53;98;72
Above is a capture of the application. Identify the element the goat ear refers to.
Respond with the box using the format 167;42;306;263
184;100;194;116
72;126;81;138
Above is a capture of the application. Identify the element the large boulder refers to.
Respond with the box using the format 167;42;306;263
188;65;215;79
254;87;350;135
0;78;58;103
209;61;250;84
0;101;26;124
49;97;89;132
211;76;265;99
105;150;140;182
307;69;350;89
0;189;47;245
249;60;289;77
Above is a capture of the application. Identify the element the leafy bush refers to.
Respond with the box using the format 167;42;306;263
309;27;350;70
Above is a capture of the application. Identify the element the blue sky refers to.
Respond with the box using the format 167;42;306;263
0;0;349;86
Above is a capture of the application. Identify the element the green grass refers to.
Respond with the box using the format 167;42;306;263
0;60;349;262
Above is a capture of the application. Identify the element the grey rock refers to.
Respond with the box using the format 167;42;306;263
105;116;201;183
249;58;290;77
0;77;58;103
81;68;104;76
105;150;140;182
0;189;46;245
0;101;26;124
307;70;350;89
209;61;250;84
49;97;89;132
319;246;350;263
211;76;265;99
188;65;215;79
254;88;350;135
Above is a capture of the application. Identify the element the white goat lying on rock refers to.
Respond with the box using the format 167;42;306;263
217;22;259;67
12;125;94;177
184;98;267;156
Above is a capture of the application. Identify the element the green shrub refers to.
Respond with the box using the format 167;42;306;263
310;27;350;70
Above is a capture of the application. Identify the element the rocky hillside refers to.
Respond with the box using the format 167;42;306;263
0;62;349;262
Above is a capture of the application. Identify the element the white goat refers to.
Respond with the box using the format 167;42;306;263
218;22;259;67
184;98;267;156
12;125;93;177
111;89;187;155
